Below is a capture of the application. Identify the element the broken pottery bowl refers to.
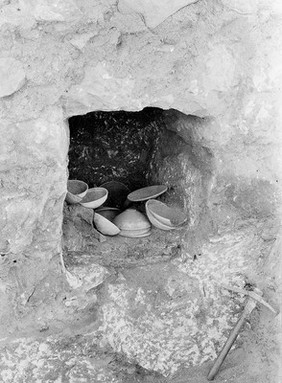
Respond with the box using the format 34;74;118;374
65;180;88;204
93;213;120;236
79;187;108;209
113;209;151;231
146;199;187;227
127;185;167;202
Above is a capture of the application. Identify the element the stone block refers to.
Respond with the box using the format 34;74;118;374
0;1;35;29
70;32;97;51
0;107;68;332
65;63;136;115
0;58;26;98
203;44;238;92
29;0;82;22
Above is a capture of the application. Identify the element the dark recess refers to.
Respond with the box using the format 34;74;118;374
68;107;165;190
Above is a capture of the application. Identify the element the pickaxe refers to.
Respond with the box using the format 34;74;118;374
207;284;278;380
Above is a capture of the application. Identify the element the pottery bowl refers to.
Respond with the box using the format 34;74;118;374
79;187;108;209
95;207;121;221
146;199;187;227
65;180;88;204
127;185;167;202
100;181;131;208
113;209;151;231
94;213;120;236
119;228;151;238
145;206;176;231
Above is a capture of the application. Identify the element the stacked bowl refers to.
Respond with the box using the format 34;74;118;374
65;180;187;237
113;209;151;237
145;199;187;230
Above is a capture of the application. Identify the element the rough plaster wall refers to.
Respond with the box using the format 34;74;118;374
0;0;281;335
0;107;69;330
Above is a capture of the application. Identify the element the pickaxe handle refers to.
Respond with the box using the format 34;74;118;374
207;286;277;381
207;296;257;380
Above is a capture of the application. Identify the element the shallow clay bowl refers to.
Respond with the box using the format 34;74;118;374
145;207;176;231
119;229;151;238
100;181;131;208
113;209;151;231
146;199;187;226
127;185;167;202
119;227;151;236
95;207;121;221
65;180;88;204
94;213;120;236
79;187;108;209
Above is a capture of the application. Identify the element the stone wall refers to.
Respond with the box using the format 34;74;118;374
0;0;281;331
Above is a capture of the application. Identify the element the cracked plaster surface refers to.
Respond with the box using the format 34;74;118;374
0;336;122;383
95;225;265;376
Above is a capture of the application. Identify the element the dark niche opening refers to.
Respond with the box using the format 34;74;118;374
67;107;213;213
68;107;165;192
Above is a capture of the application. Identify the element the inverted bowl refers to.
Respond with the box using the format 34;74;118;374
119;230;151;238
118;227;151;236
113;209;151;231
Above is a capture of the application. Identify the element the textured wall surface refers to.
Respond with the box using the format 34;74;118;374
68;108;164;189
0;0;281;371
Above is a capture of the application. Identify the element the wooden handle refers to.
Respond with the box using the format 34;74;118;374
207;297;257;380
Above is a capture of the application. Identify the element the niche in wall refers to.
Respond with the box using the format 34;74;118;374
67;107;214;222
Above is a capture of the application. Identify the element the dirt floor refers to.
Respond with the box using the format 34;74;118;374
0;205;280;383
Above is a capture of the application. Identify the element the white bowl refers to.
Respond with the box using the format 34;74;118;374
79;187;108;209
145;207;176;231
146;199;187;226
113;209;151;231
119;227;151;235
65;180;88;204
94;213;120;236
119;229;151;238
127;185;167;202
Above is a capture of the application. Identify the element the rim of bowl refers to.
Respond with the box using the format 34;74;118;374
67;180;88;195
80;187;108;203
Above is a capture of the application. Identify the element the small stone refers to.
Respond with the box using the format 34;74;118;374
0;58;26;98
70;32;96;51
